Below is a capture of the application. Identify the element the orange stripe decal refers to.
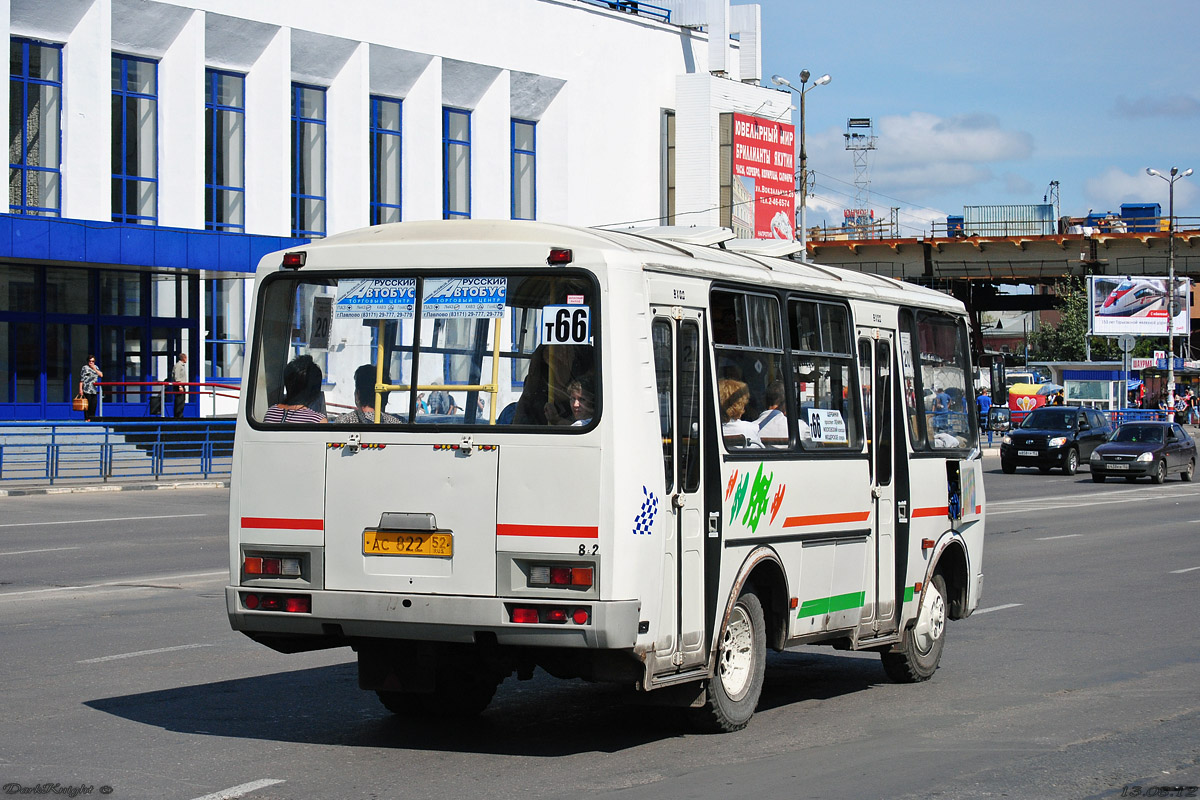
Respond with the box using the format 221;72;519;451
241;516;324;531
497;524;599;539
782;511;871;528
911;506;950;518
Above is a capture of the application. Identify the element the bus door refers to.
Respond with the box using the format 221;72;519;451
650;301;707;672
858;330;898;637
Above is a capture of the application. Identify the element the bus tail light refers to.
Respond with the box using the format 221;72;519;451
241;593;310;613
510;606;592;625
528;564;593;587
512;607;539;624
244;555;302;577
545;609;568;624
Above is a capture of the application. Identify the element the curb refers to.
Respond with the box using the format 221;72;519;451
0;480;229;497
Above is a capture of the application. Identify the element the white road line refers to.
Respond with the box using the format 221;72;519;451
974;603;1023;615
78;643;213;664
0;513;211;529
188;779;285;800
1170;566;1200;574
1037;534;1082;541
0;546;81;557
0;570;227;600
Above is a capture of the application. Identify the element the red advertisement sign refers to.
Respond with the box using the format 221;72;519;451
731;113;796;240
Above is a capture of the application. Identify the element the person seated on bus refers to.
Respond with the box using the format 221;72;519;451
264;354;327;423
719;378;763;448
333;364;400;425
753;380;792;447
546;375;595;426
427;389;459;416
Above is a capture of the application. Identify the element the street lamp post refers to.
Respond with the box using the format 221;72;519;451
1146;166;1193;408
771;71;830;257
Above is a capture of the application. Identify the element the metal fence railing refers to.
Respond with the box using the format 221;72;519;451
578;0;671;23
0;420;235;485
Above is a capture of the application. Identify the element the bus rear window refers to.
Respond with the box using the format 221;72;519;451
247;272;598;429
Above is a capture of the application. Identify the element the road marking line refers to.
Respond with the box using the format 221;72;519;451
189;779;285;800
78;643;213;664
974;603;1023;615
1037;534;1082;541
0;513;211;528
0;570;226;600
1170;566;1200;574
0;546;81;556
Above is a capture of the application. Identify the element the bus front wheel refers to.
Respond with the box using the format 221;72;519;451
694;588;766;733
881;574;947;683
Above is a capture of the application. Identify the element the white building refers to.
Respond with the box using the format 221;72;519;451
0;0;790;420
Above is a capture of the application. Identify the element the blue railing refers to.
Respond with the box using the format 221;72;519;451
0;420;234;484
579;0;671;23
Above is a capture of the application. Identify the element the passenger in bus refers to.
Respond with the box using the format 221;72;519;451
514;344;594;426
718;378;763;448
263;355;327;423
546;375;595;426
754;381;789;447
333;364;400;425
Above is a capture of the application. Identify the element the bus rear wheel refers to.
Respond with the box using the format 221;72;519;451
693;588;765;733
881;574;947;683
376;665;501;719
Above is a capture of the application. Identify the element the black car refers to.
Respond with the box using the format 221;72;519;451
1089;421;1197;483
1000;406;1113;475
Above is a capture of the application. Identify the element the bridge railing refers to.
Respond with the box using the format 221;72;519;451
577;0;671;22
0;420;235;484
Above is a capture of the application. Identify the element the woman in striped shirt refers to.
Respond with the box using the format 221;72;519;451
264;355;327;423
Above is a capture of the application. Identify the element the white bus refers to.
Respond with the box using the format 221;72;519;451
227;221;985;732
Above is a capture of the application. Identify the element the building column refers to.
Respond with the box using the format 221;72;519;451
402;56;441;221
244;25;289;235
471;69;509;220
326;42;369;235
158;8;205;229
62;0;112;221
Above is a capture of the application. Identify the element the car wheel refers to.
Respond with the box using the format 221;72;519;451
881;574;947;683
1063;448;1079;475
1182;459;1195;482
1091;472;1105;483
1152;459;1167;484
1001;460;1016;474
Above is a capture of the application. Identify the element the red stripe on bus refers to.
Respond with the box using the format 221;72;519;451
241;516;324;531
496;524;599;539
911;506;950;518
782;511;871;528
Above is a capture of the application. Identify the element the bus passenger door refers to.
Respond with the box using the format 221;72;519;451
858;331;898;637
651;307;707;672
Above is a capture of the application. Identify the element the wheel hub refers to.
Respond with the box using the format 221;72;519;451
719;604;753;700
912;586;946;656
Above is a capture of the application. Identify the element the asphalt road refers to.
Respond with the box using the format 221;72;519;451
1;456;1198;800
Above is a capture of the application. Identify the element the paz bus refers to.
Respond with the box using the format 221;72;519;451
226;220;985;732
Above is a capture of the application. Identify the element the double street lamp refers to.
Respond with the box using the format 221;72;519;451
1145;166;1193;407
771;70;831;256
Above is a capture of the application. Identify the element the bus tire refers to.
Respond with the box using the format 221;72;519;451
694;589;766;733
376;666;501;719
881;574;947;683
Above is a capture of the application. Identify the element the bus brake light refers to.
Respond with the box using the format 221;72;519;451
512;608;539;624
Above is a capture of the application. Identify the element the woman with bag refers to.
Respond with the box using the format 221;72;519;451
78;355;103;421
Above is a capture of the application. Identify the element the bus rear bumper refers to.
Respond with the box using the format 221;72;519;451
226;586;641;649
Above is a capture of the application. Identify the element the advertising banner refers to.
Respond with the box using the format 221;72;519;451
1088;276;1191;336
730;113;796;240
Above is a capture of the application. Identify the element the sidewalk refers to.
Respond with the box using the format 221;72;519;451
0;475;228;497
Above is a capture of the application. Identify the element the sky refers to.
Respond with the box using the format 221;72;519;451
748;0;1200;237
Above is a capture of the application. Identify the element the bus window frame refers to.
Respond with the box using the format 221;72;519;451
900;306;976;456
244;267;603;433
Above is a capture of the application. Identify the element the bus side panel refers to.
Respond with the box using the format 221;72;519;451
903;456;954;619
233;439;328;552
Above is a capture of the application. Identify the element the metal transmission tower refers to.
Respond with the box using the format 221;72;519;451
844;117;877;237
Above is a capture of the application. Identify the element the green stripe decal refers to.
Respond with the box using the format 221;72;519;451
797;591;866;619
904;585;915;603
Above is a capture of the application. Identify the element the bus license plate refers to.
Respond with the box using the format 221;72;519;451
1018;450;1039;457
363;530;453;557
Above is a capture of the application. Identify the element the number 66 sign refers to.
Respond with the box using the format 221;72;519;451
542;305;591;345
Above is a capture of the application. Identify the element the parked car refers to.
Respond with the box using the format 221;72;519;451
1089;422;1196;484
1000;406;1113;475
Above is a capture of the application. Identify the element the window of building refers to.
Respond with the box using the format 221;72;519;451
205;69;245;231
10;38;62;216
661;110;675;225
370;96;402;225
292;83;326;237
111;54;158;224
511;119;535;220
443;107;470;220
206;278;246;380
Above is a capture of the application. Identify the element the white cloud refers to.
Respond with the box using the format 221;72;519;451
1084;167;1200;212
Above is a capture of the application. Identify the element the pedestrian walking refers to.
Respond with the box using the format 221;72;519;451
78;355;102;421
172;352;188;418
976;387;993;446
